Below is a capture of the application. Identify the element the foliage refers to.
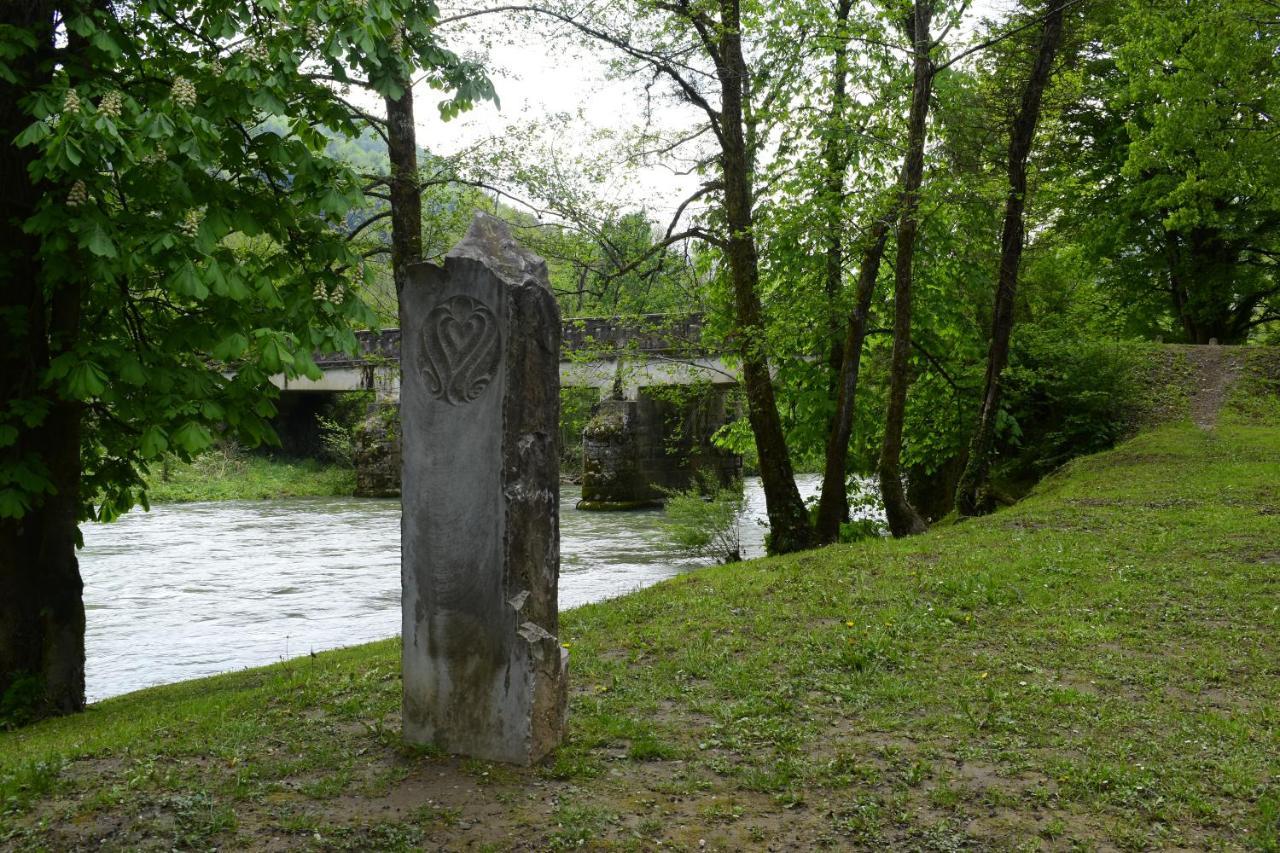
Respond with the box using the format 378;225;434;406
997;329;1144;483
0;675;45;731
143;445;354;503
316;416;356;469
661;475;745;564
1044;0;1280;343
316;389;376;468
559;387;599;474
0;0;491;525
830;477;885;543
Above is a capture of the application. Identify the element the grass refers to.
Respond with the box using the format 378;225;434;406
2;394;1278;849
144;447;355;503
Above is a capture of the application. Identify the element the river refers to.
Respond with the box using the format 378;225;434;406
80;475;851;701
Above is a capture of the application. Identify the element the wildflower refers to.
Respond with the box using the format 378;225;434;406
171;77;197;109
844;620;855;627
979;671;989;679
63;88;82;115
98;90;123;118
67;180;88;207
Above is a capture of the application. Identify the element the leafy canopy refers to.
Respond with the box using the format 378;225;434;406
0;0;491;523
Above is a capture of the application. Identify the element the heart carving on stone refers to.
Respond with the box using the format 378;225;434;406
420;296;501;405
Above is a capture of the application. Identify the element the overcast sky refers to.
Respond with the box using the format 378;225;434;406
391;1;1020;224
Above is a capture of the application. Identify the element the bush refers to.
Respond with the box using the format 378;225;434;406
999;331;1143;482
661;475;745;564
0;674;43;730
317;415;356;468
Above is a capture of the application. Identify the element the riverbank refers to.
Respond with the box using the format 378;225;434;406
144;450;355;503
4;414;1279;848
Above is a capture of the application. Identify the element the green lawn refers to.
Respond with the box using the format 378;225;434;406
3;415;1278;850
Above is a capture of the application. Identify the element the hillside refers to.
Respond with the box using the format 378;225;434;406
1;353;1278;851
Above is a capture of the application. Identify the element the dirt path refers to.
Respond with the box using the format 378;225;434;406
1185;345;1242;430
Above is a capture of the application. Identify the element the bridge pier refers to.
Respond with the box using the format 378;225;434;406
263;314;743;500
354;400;401;498
577;387;741;510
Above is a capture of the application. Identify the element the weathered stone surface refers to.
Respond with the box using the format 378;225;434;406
579;388;741;510
353;401;401;498
400;213;567;764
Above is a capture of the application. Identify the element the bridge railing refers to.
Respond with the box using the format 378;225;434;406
316;313;709;368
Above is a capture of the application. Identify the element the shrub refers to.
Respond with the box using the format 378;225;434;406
661;475;745;564
998;331;1143;482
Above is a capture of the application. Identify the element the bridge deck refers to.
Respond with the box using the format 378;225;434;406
289;313;735;399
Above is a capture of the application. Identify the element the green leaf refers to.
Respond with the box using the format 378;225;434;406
139;426;168;458
14;120;52;147
250;89;289;116
212;332;249;360
170;421;213;454
0;488;30;519
85;222;118;258
90;28;122;57
170;262;208;300
63;136;84;166
117;353;147;386
65;360;108;398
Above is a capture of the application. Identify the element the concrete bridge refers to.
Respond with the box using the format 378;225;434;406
270;314;743;506
272;313;738;402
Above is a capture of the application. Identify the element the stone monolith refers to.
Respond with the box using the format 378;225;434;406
400;212;567;764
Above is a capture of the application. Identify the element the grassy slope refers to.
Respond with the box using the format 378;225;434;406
144;451;355;503
2;403;1279;849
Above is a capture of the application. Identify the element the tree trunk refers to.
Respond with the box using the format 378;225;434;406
955;3;1066;516
0;0;86;721
1165;226;1253;345
719;0;814;553
815;217;889;543
385;78;422;296
821;0;855;399
877;0;933;539
817;0;856;531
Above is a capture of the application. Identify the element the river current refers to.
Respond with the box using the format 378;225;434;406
80;476;834;701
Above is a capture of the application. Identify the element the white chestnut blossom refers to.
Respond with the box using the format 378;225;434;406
179;209;202;238
98;90;123;118
171;77;197;109
67;181;88;207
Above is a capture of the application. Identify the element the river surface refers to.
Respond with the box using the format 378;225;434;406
80;475;855;701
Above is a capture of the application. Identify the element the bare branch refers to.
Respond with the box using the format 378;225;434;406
347;209;393;241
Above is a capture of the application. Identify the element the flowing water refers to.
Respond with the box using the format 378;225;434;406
80;475;853;701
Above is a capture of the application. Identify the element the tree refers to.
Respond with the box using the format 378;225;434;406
877;0;936;538
1050;0;1280;343
472;0;817;552
0;0;487;721
954;0;1067;516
